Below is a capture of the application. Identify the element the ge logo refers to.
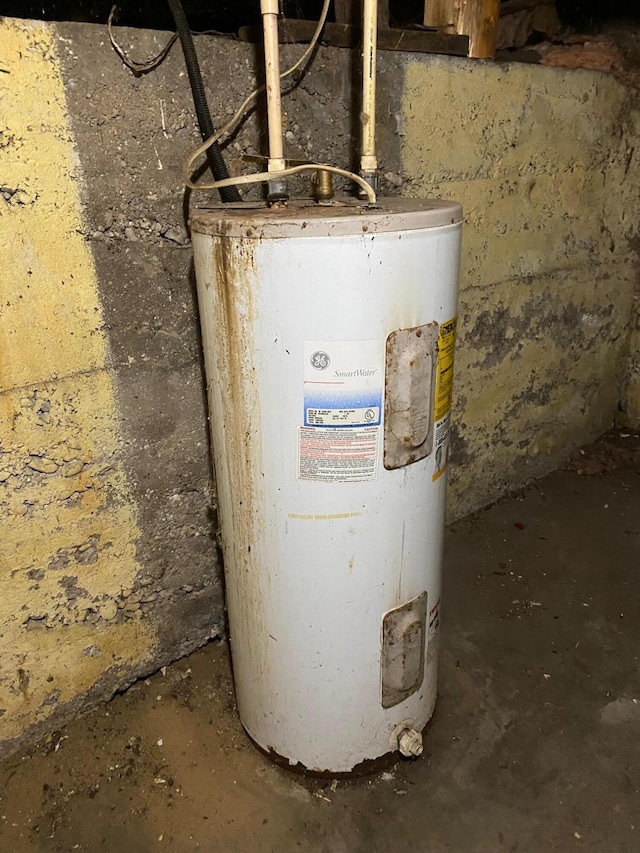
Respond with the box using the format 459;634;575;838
364;408;376;422
310;351;330;370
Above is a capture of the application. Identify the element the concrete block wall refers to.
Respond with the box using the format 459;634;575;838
402;59;640;515
1;15;639;758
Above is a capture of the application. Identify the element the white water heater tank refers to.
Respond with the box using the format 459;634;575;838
191;198;462;774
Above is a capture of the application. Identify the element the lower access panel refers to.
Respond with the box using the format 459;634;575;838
381;592;428;709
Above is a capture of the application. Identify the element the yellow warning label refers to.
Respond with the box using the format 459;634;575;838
432;317;457;482
433;317;457;423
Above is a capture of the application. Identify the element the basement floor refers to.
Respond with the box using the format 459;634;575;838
1;434;640;853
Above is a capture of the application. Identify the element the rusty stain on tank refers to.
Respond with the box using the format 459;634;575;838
202;236;271;691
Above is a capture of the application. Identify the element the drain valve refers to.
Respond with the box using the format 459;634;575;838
398;728;423;757
391;720;424;758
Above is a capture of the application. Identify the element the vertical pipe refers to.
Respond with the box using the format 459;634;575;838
360;0;378;190
166;0;241;202
261;0;286;173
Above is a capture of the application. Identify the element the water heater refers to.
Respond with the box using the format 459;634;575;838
191;197;462;774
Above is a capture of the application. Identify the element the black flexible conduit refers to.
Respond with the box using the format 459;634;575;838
167;0;241;203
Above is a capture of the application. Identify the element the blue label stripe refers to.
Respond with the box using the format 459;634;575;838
303;392;383;428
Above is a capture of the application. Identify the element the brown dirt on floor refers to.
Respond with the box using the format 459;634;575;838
562;431;640;476
1;433;640;852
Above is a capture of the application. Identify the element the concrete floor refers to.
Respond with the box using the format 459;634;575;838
1;435;639;852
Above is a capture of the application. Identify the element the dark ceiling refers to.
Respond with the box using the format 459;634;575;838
1;1;639;33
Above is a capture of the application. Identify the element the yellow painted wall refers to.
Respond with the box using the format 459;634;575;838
401;58;640;516
0;19;153;750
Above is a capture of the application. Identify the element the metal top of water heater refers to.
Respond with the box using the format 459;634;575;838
190;197;462;240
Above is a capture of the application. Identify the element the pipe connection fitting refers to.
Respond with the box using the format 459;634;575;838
398;728;424;758
391;720;424;759
313;169;334;204
357;170;378;201
267;177;289;203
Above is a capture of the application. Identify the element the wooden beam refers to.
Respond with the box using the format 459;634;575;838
423;0;458;30
238;20;469;57
335;0;389;28
455;0;500;58
334;0;356;24
500;0;555;14
378;0;390;30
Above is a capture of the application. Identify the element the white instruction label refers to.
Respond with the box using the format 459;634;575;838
298;427;379;482
299;340;384;482
432;413;451;482
426;597;441;665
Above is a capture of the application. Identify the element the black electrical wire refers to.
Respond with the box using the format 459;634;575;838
166;0;241;203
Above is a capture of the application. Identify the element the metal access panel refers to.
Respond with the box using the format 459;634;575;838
384;324;438;470
381;591;428;708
